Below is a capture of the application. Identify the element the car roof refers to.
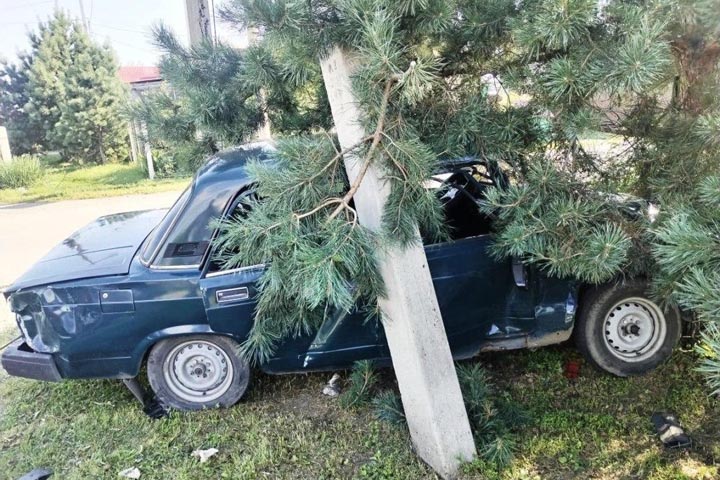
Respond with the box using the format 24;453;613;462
193;141;276;191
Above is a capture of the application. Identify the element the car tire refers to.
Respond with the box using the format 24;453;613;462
576;278;681;377
147;335;250;411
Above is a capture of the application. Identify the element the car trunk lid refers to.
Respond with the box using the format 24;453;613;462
5;209;166;292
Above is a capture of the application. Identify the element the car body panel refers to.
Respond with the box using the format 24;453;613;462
9;210;166;291
2;144;579;382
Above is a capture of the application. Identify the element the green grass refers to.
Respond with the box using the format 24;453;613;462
1;316;719;479
0;162;191;204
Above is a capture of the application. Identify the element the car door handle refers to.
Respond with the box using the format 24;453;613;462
216;287;249;303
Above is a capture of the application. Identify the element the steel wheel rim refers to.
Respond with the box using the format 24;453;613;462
603;297;667;363
163;340;234;403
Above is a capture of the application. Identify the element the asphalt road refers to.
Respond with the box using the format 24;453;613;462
0;191;181;329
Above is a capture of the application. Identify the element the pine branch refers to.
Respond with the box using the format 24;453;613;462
328;77;395;220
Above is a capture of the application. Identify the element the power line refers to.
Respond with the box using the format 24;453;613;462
93;22;149;35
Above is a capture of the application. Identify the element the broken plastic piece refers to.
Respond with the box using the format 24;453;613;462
17;468;53;480
651;412;692;449
121;378;167;419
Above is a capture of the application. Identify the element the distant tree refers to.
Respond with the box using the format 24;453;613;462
0;55;44;154
23;11;128;163
125;25;331;175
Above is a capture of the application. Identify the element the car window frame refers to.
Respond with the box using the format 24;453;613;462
139;186;193;268
200;185;264;278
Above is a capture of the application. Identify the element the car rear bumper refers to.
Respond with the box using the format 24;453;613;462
1;338;62;382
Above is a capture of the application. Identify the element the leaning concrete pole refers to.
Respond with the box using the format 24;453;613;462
320;47;476;479
185;0;216;46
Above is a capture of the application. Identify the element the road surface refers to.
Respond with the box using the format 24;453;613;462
0;191;181;329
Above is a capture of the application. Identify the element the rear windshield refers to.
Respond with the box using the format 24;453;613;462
140;187;191;265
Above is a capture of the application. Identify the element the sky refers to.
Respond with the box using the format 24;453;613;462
0;0;242;66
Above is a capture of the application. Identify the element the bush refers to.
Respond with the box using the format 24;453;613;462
0;155;45;189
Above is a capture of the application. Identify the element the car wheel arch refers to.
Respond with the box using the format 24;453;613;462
129;326;242;377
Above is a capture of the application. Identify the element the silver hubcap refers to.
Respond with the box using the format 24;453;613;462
163;340;234;403
603;297;666;362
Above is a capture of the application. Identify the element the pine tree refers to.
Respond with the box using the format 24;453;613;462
126;24;332;172
24;11;128;162
0;55;44;154
653;178;720;394
51;30;128;163
479;0;720;283
155;1;720;394
23;12;75;150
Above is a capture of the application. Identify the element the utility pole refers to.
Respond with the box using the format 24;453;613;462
78;0;91;34
185;0;216;46
141;123;155;180
246;27;272;140
0;126;12;164
319;47;476;479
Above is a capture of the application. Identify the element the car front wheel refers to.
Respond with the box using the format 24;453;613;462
147;335;250;411
576;279;681;377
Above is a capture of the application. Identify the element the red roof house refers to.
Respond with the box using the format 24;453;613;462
118;66;162;85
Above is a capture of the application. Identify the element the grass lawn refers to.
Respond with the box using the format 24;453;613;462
1;314;719;479
0;163;191;204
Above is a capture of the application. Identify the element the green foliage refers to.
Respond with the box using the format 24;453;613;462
22;11;128;163
372;390;406;425
177;0;720;393
213;137;386;362
125;88;214;176
653;177;720;393
340;360;379;408
0;155;45;189
481;158;646;284
0;56;44;154
126;23;332;174
456;363;524;468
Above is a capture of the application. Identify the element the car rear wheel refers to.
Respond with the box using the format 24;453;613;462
576;279;681;376
147;335;250;411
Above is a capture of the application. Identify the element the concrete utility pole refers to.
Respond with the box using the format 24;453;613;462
141;123;155;180
0;126;12;164
319;47;476;479
185;0;216;46
246;27;272;141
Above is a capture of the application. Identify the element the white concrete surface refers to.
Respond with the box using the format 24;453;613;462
320;47;476;479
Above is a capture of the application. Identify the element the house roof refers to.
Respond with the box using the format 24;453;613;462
118;66;162;84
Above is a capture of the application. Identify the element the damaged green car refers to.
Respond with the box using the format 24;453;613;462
2;144;681;411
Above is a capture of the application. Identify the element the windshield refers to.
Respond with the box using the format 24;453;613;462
140;187;191;265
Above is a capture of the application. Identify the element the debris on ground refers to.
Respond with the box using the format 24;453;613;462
121;378;167;419
191;447;219;463
322;373;342;397
651;412;692;449
17;468;53;480
564;359;581;380
118;467;141;479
